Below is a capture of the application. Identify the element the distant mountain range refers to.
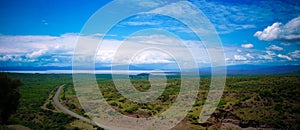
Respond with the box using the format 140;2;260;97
1;64;300;75
199;64;300;75
228;65;300;74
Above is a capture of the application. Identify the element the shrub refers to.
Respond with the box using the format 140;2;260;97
124;106;138;113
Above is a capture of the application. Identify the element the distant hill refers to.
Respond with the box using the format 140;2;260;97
227;64;300;74
199;64;300;75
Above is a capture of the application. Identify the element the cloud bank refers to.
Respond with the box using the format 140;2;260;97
0;33;298;68
254;16;300;42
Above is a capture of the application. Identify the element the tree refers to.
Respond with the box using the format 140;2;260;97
0;73;22;124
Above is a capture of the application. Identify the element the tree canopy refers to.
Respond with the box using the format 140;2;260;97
0;73;22;124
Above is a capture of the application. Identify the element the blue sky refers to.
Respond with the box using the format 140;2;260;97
0;0;299;70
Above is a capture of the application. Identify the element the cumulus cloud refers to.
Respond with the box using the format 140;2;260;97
0;55;13;61
26;49;47;58
0;33;216;68
104;34;211;67
131;50;173;64
254;22;282;41
266;45;283;51
258;50;276;60
234;55;247;61
0;34;78;66
241;43;254;49
224;47;262;65
254;16;300;42
277;54;292;61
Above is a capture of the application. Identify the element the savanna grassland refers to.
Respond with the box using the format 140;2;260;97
5;73;102;130
4;73;300;130
62;74;300;129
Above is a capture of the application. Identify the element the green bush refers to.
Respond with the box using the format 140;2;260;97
109;102;118;106
46;102;55;110
124;106;138;113
0;73;23;124
188;114;198;121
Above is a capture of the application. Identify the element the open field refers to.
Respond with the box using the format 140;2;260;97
5;73;300;129
63;74;300;129
5;73;100;130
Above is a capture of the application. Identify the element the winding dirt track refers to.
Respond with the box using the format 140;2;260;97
53;85;115;130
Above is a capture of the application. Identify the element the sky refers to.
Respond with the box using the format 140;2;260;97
0;0;300;70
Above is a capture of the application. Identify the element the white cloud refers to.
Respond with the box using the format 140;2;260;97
224;47;262;65
1;32;298;68
146;1;217;35
104;34;211;67
116;0;299;35
254;16;300;42
0;34;79;66
245;53;254;59
0;55;12;61
267;45;283;51
207;0;300;33
0;33;218;68
266;51;276;56
131;50;173;64
91;33;117;37
149;1;198;16
225;58;231;61
277;54;292;61
258;55;273;60
254;22;282;41
124;21;161;26
257;50;276;60
280;42;291;46
126;34;178;45
289;50;300;59
241;43;254;49
96;50;117;63
41;19;48;25
234;55;247;61
26;49;47;58
134;0;167;8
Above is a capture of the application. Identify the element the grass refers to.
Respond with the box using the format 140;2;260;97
7;73;76;129
63;75;300;129
6;73;300;129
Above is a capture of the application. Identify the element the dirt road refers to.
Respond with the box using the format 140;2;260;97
53;85;116;130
